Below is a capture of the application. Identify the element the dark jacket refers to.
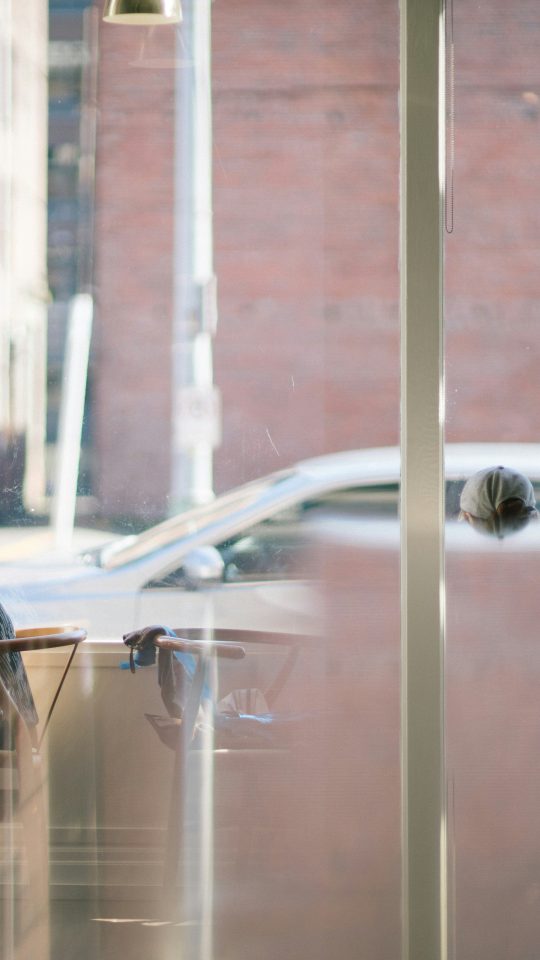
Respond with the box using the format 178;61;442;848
0;602;38;728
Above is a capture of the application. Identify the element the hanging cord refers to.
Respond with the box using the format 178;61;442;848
37;642;79;751
445;0;455;234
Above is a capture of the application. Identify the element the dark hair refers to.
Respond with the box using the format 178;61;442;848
467;498;538;539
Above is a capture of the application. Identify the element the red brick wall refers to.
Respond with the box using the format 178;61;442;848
212;0;399;491
93;0;540;520
93;20;176;519
93;0;399;519
445;1;540;441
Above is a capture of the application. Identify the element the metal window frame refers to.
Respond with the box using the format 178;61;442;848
400;1;447;959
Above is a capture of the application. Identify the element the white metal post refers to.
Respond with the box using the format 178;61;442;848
400;1;447;959
51;293;93;552
171;0;219;512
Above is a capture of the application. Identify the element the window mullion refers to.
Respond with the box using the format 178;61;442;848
400;1;446;959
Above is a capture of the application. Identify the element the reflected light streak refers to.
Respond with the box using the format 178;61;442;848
92;918;197;926
438;7;447;195
199;644;216;960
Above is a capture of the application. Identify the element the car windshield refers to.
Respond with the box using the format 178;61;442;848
93;470;295;570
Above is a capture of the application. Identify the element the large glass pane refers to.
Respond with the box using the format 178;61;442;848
445;3;540;957
0;2;400;959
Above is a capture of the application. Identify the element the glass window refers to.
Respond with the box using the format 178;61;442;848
1;3;403;959
445;2;540;958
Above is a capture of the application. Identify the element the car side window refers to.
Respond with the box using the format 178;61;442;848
144;525;302;588
144;486;394;588
217;485;389;583
145;567;190;589
219;528;302;582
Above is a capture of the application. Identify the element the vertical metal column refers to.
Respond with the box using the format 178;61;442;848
171;0;219;511
52;293;93;551
400;1;446;959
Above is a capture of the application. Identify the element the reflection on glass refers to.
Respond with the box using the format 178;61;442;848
445;2;540;957
1;2;401;959
458;464;538;538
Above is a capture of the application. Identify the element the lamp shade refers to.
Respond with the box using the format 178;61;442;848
103;0;182;24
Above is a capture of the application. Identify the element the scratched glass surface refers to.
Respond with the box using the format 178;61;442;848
0;2;400;959
445;3;540;959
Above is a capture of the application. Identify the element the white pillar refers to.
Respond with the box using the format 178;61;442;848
171;0;220;512
51;293;93;552
400;1;447;958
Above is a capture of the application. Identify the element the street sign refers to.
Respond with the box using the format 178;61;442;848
175;385;221;449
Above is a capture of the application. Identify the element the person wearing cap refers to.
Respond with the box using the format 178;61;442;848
459;464;538;538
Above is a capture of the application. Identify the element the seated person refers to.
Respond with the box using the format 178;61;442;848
459;464;538;538
0;601;38;747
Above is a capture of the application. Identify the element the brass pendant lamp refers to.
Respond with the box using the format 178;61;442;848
103;0;182;24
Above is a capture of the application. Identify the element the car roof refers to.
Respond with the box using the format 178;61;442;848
95;442;540;570
294;443;540;486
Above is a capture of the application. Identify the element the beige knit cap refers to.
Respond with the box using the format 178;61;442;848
459;465;536;520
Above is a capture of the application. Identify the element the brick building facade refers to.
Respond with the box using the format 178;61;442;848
93;0;540;522
93;0;400;522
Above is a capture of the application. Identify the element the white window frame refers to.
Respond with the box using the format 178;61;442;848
400;2;447;959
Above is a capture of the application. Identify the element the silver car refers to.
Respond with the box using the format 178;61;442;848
4;441;540;639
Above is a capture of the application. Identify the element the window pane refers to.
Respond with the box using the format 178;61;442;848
0;2;400;959
445;3;540;957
